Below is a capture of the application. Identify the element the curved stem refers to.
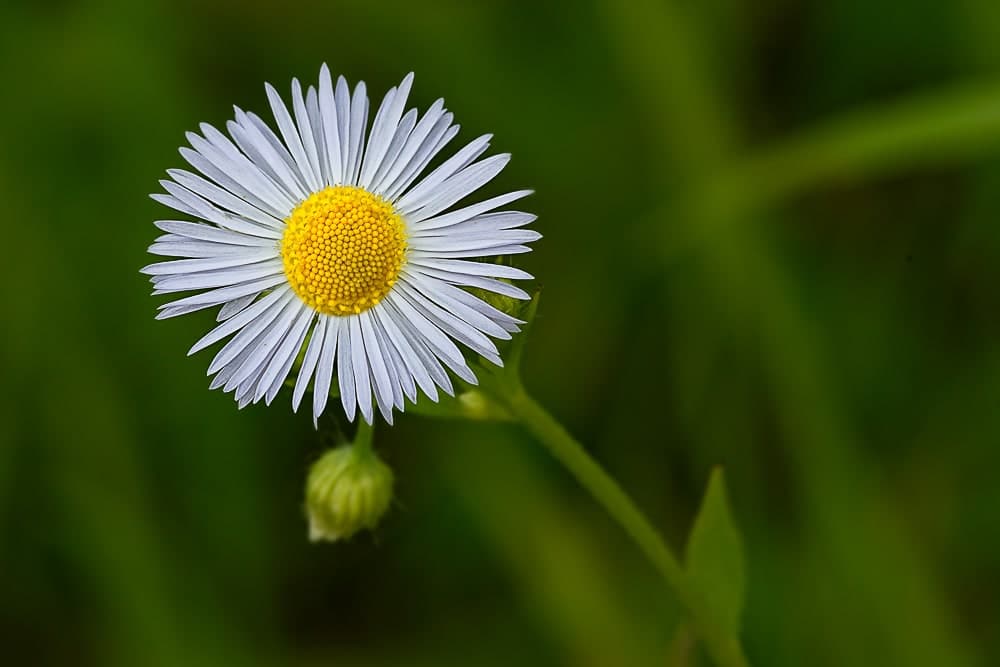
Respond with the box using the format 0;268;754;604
503;387;749;667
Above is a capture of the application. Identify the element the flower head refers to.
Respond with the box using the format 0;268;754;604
142;65;538;424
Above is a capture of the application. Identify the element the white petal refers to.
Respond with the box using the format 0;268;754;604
385;293;478;385
228;323;282;394
243;110;311;195
370;98;445;195
236;382;257;407
440;284;525;333
158;274;286;310
210;336;258;390
395;281;502;365
346;82;369;186
151;259;283;293
382;117;457;201
357;86;397;186
189;287;290;355
407;258;533;281
359;72;414;188
360;311;395;423
425;211;537;236
305;85;330;183
158;180;282;238
335;75;352;178
292;316;327;412
149;192;198;219
156;303;216;320
318;64;344;184
410;229;541;253
291;78;324;189
237;312;296;403
228;110;307;200
148;240;254;258
226;297;302;388
349;316;374;424
372;315;411;405
369;108;418;194
266;82;321;191
265;313;312;405
192;124;294;215
404;154;510;222
256;305;314;403
141;250;276;276
229;348;272;395
205;289;296;372
217;293;259;321
313;317;340;424
404;272;512;340
179;146;286;219
167;169;281;227
405;264;530;300
410;244;532;259
394;134;491;211
372;304;437;402
405;317;478;385
411;191;533;232
336;319;357;421
388;304;458;394
155;180;230;222
383;291;465;367
154;220;276;246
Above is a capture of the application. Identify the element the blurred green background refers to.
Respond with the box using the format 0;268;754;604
3;0;1000;665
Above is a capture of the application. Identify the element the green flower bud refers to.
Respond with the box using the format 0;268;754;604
458;390;513;421
305;443;394;543
468;281;528;320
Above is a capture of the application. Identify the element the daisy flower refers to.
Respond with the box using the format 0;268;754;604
142;65;538;424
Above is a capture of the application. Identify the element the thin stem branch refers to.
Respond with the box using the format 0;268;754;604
502;387;749;667
353;419;375;456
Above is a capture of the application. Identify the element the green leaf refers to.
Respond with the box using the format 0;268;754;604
685;467;745;634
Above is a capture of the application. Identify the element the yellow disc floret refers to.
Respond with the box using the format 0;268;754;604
281;186;407;315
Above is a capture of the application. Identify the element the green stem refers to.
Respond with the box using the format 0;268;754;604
502;387;749;667
352;419;375;456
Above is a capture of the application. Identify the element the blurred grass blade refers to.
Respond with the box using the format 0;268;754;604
599;0;735;172
685;467;745;635
435;433;664;666
717;83;1000;212
667;623;696;667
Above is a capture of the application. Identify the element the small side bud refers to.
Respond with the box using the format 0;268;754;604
469;282;528;320
458;390;513;420
305;443;394;543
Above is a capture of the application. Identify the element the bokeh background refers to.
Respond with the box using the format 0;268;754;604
3;0;1000;665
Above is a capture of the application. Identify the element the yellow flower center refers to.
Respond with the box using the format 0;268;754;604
281;186;407;315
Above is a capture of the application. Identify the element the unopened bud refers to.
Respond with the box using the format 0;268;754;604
469;282;527;320
305;444;394;542
458;390;512;420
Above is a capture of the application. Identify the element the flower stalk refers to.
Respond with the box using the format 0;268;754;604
482;368;749;667
305;421;394;542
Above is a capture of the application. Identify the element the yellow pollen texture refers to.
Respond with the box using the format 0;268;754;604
281;186;407;316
